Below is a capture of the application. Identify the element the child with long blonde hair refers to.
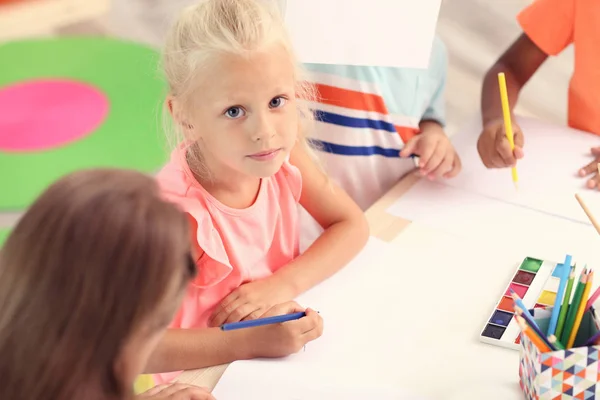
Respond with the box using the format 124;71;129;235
148;0;369;383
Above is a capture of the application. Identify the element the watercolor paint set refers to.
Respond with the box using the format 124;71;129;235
480;256;572;350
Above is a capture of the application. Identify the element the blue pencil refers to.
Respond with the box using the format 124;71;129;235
510;290;535;321
220;311;307;331
548;255;573;336
514;305;557;351
511;291;556;350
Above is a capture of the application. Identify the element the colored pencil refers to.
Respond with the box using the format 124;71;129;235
586;285;600;312
510;291;534;320
561;268;587;344
578;192;600;310
548;335;565;350
220;311;306;331
511;291;551;347
515;306;556;350
516;315;551;352
556;265;576;339
548;255;572;336
567;271;593;348
497;72;519;189
575;193;600;236
584;329;600;346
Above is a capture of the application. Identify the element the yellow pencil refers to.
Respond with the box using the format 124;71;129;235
567;270;594;348
497;72;519;189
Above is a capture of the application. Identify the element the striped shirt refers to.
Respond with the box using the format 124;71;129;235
303;35;448;210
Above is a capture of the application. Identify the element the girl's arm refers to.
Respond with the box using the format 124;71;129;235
145;302;323;373
207;146;368;327
277;143;370;296
144;328;252;373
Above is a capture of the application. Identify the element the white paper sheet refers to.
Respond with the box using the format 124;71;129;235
211;236;431;399
443;116;600;224
385;178;600;266
212;368;425;400
280;0;441;68
211;228;529;400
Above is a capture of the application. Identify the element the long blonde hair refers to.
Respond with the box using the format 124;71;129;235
161;0;319;179
0;169;194;400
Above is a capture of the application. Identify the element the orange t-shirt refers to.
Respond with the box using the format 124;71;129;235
518;0;600;135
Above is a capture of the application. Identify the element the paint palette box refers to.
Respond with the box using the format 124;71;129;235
519;308;600;399
481;256;571;350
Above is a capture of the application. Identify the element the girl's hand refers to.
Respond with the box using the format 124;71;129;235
137;383;215;400
247;302;323;358
208;277;294;327
578;147;600;189
400;122;462;180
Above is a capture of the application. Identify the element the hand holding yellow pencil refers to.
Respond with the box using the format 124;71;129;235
477;118;524;169
497;72;519;189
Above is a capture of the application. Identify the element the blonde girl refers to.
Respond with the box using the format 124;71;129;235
150;0;369;383
0;169;214;400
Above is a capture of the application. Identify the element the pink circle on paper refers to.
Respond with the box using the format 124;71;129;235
0;79;109;152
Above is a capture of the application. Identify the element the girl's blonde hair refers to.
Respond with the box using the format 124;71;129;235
161;0;320;179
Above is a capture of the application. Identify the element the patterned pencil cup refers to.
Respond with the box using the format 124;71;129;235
519;307;600;399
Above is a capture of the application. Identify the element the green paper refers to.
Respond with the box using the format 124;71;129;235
0;37;169;210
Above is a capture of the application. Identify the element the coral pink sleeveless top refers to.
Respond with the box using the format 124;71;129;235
154;147;302;383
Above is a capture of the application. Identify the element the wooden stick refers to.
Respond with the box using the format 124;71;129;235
575;193;600;236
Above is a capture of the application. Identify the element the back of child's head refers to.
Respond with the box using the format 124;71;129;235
0;169;194;400
162;0;317;177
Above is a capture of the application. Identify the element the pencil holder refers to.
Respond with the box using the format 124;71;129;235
519;307;600;399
